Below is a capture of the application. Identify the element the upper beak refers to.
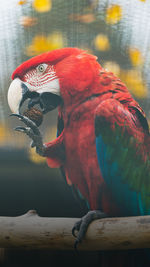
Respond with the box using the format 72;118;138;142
8;78;24;114
8;78;62;115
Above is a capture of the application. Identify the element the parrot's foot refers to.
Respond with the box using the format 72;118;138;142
72;210;107;250
10;114;46;156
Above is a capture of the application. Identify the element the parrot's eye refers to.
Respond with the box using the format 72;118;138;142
37;64;48;74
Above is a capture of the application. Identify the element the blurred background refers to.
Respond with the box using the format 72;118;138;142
1;0;150;216
0;0;150;265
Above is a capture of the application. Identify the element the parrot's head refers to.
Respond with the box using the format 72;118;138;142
8;47;101;119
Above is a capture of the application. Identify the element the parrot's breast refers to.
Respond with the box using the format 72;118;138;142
64;105;102;209
62;97;121;213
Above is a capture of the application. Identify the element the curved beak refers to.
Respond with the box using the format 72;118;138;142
8;78;62;115
8;78;24;114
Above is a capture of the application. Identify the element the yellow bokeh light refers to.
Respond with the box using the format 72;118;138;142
128;48;144;66
19;16;38;27
32;0;52;13
120;70;148;98
0;124;7;143
28;147;46;164
26;32;65;56
94;34;110;51
106;4;122;24
18;0;27;5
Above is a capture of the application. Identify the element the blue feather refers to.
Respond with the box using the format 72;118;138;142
96;134;143;216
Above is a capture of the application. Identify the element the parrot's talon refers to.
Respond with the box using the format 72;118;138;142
72;210;107;250
30;141;36;148
72;227;77;238
72;220;82;237
15;128;25;132
11;113;46;156
10;113;23;119
10;113;24;121
14;126;31;134
10;113;19;116
74;239;81;251
10;113;40;135
14;126;27;131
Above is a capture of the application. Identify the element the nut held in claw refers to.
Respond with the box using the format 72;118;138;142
23;107;43;127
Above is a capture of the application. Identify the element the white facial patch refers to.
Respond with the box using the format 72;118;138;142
23;65;60;96
36;78;60;95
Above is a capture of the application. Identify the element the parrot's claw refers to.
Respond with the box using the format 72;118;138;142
72;220;82;238
11;113;46;157
14;126;35;138
10;113;40;135
72;210;107;250
15;126;28;132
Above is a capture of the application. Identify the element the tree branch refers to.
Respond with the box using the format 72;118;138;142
0;210;150;251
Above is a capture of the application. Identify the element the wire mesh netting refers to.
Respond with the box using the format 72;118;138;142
1;0;150;160
0;2;150;265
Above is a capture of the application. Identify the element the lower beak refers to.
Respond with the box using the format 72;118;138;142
37;92;62;114
8;78;62;115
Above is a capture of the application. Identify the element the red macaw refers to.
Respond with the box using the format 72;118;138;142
7;47;150;266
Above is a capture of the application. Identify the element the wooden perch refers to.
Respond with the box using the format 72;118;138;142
0;210;150;251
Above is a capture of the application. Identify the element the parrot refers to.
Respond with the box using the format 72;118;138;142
7;47;150;266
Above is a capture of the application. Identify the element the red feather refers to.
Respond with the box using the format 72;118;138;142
12;47;83;79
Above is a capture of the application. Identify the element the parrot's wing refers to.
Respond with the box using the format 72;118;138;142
95;99;150;216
